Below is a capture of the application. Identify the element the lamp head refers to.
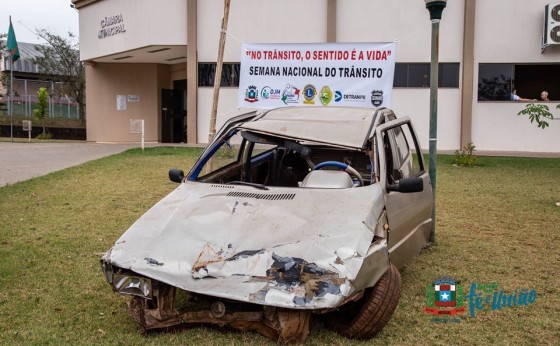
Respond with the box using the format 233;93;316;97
424;0;447;21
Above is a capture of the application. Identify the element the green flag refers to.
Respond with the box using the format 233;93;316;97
7;18;20;62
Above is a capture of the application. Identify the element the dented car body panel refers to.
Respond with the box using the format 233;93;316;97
238;107;378;149
101;106;432;342
104;181;388;309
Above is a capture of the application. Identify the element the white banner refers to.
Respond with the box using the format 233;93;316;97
238;42;396;109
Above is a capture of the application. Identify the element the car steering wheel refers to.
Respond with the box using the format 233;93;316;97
313;161;364;187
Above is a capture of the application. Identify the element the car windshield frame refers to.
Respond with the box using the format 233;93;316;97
238;107;379;150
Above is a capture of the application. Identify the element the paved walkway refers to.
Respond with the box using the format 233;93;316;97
0;142;140;186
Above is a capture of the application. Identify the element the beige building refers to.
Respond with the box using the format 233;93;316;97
72;0;560;154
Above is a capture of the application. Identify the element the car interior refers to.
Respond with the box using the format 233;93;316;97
196;129;377;189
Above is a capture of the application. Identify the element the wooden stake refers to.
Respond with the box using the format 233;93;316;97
208;0;231;144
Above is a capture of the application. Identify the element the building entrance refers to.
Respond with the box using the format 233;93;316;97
161;85;185;143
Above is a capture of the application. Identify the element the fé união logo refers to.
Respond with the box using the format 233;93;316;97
464;282;537;318
425;277;465;315
424;276;538;322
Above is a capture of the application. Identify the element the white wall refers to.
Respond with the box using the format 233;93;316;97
475;0;556;63
196;0;466;148
472;0;560;153
393;89;462;152
336;0;465;152
197;0;329;143
79;0;187;60
337;0;464;63
197;0;327;62
472;103;560;153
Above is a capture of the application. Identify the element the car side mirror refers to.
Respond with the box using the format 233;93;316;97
387;177;424;193
168;168;185;183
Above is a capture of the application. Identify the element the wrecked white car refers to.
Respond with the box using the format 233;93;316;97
101;106;432;343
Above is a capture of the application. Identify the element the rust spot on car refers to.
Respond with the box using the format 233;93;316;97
192;244;225;273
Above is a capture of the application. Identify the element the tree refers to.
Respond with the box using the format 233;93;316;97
32;30;85;125
517;103;560;129
0;33;7;96
33;87;49;138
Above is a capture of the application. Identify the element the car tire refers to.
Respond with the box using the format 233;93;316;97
323;263;401;339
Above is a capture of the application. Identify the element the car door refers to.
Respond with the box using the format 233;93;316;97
375;117;433;269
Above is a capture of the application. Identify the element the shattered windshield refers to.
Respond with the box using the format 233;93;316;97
193;127;373;189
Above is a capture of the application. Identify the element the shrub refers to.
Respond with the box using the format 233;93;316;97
453;142;478;167
35;132;53;140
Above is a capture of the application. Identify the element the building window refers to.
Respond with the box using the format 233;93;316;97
478;64;513;101
393;63;460;88
198;63;240;87
478;63;560;101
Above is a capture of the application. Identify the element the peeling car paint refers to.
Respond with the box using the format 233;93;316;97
144;258;164;266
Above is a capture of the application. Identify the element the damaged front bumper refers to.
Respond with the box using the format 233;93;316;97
100;262;366;345
100;237;389;344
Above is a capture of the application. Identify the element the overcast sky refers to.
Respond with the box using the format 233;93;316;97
2;0;79;44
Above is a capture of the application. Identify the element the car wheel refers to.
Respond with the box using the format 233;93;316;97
324;264;401;339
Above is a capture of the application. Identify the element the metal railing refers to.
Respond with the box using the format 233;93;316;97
1;79;80;119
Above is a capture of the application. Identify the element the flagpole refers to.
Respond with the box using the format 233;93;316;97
8;15;14;142
7;14;20;143
10;58;14;142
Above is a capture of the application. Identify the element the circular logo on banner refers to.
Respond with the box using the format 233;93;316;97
303;84;317;104
261;86;281;100
281;84;301;104
335;90;342;102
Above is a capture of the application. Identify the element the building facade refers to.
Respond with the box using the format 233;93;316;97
72;0;560;154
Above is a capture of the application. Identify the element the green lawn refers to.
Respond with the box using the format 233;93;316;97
0;148;558;345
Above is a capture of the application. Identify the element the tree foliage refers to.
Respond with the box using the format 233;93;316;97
33;87;49;137
0;33;6;55
517;103;556;129
32;30;85;124
0;33;7;96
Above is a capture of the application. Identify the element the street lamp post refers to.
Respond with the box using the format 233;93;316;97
424;0;447;243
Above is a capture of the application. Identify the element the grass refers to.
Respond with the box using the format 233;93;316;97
0;148;559;345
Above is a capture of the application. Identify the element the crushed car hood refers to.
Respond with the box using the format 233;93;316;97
104;181;388;309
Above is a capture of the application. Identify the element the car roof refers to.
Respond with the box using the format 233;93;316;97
238;107;379;149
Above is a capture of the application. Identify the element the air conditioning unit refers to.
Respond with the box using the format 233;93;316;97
542;3;560;51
